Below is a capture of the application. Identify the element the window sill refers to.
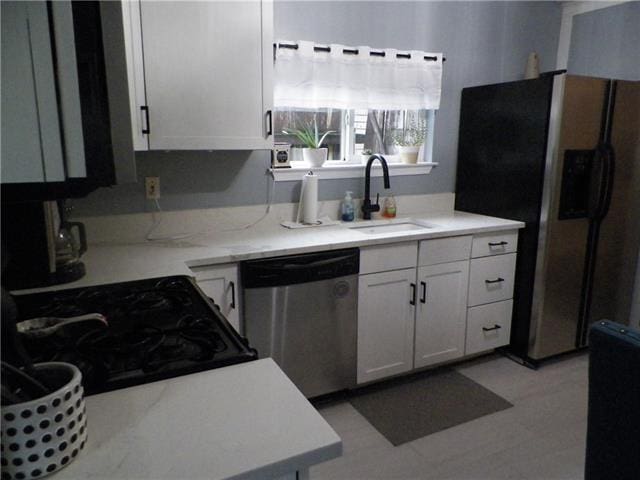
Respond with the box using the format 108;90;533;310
269;162;438;181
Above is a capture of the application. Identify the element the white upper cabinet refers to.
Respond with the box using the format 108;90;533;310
123;0;274;151
1;1;64;183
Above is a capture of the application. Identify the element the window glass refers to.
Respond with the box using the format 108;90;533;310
274;108;344;161
274;108;434;163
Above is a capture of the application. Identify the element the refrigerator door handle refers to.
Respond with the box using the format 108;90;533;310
598;143;615;220
588;144;609;221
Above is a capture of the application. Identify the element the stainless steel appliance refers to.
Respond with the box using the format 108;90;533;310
242;248;359;397
455;73;640;364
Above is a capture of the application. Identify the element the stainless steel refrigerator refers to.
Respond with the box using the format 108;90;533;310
455;73;640;364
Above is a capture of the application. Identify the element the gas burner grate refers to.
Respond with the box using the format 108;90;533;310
14;275;256;394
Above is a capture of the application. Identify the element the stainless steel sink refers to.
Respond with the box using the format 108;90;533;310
348;220;435;235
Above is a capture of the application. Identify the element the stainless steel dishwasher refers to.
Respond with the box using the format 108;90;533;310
242;248;359;398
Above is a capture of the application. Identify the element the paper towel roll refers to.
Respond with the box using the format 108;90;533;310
301;171;318;225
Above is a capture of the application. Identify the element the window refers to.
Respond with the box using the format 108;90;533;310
274;108;435;164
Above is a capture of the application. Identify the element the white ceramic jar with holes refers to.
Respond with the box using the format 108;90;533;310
1;363;88;480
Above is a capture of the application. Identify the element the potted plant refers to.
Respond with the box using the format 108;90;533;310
359;149;373;164
392;118;426;164
283;118;334;167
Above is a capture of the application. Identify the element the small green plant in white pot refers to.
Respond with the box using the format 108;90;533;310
283;118;334;167
392;118;426;164
359;149;373;164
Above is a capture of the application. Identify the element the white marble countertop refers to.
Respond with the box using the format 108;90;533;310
51;359;341;480
15;208;522;480
15;211;524;293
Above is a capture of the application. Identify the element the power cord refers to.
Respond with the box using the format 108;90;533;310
145;171;276;242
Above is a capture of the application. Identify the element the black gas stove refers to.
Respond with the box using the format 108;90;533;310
12;276;257;395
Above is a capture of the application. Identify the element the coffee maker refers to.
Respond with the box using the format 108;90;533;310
1;201;87;290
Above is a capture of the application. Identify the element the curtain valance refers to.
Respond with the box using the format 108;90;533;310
274;40;443;111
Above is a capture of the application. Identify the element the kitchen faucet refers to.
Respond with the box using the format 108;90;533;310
362;154;391;220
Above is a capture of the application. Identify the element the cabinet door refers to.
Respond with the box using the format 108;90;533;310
414;261;469;368
191;264;241;333
357;269;416;384
1;1;64;183
137;1;273;150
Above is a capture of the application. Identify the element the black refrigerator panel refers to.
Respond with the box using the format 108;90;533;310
455;76;555;359
455;76;554;223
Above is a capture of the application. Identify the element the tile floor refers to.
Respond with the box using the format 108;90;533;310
311;352;589;480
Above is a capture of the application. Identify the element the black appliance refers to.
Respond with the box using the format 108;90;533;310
455;73;640;364
11;276;257;395
2;201;87;290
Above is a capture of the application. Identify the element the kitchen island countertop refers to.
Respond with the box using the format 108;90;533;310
51;358;341;480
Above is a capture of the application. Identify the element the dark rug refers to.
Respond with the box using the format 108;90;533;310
349;369;513;446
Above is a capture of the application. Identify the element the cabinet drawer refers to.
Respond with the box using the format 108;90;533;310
465;300;513;355
468;253;516;306
418;235;472;266
471;230;518;258
360;242;418;274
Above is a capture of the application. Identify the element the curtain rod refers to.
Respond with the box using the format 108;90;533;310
276;43;446;62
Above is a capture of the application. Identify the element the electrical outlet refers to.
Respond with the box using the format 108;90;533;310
145;177;160;200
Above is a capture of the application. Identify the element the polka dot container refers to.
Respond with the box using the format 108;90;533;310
1;363;87;480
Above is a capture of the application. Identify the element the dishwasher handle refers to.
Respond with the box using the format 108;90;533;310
269;254;356;271
242;248;360;288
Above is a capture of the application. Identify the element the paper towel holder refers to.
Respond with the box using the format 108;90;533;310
296;170;321;225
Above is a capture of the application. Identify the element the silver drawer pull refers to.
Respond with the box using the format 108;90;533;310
485;277;505;284
488;241;508;247
482;324;502;332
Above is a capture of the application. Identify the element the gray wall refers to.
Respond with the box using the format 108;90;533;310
568;2;640;81
73;1;562;217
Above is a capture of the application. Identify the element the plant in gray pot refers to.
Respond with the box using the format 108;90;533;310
283;118;335;168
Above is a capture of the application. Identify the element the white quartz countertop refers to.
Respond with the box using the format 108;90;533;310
51;359;341;480
15;211;524;293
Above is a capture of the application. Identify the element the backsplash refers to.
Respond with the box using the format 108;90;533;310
76;193;455;244
70;150;447;217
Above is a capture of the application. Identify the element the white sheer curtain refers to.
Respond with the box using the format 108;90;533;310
274;40;443;111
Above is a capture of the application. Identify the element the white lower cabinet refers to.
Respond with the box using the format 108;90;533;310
414;261;470;368
190;264;241;333
357;268;416;384
465;300;513;355
468;253;517;307
356;230;518;385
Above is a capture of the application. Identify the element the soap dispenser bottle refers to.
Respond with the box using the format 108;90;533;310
341;191;355;221
382;193;397;218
